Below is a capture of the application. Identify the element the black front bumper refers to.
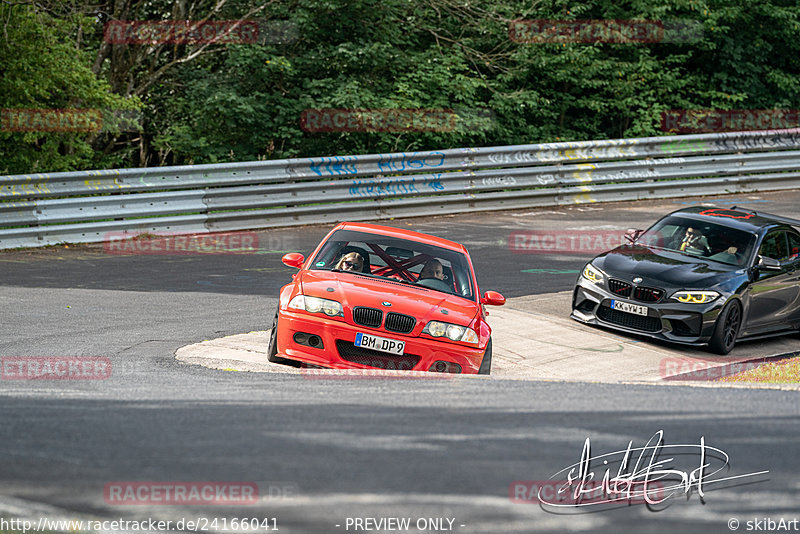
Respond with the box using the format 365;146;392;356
570;277;727;346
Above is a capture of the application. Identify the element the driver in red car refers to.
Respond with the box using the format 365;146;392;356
334;252;365;272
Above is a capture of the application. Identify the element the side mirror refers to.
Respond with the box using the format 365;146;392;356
481;291;506;306
281;253;305;269
624;229;643;244
757;255;781;271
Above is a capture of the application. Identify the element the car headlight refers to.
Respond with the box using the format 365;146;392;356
582;264;605;285
423;321;479;344
288;294;343;317
671;290;720;304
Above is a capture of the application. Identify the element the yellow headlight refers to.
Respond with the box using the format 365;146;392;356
672;291;720;304
582;264;604;284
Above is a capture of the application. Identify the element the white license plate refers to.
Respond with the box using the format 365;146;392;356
611;299;649;316
354;332;405;355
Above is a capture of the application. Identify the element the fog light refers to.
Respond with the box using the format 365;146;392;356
293;332;308;344
293;332;323;349
429;361;462;374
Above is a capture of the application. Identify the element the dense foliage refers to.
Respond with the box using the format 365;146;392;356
1;0;799;174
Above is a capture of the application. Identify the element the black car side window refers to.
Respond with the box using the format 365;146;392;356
759;231;789;261
788;232;800;262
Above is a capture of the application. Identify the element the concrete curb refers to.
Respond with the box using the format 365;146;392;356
175;292;799;389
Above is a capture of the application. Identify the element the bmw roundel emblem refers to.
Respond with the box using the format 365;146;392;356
381;301;392;307
633;277;643;284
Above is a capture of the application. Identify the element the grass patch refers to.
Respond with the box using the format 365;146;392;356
718;355;800;383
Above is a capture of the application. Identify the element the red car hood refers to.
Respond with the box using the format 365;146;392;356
299;270;478;327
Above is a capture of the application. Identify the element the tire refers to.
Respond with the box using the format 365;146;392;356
478;337;492;375
267;312;300;366
267;312;280;362
708;300;742;355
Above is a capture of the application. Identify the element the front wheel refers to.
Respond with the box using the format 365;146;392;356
478;337;492;375
708;300;742;355
267;312;300;366
267;312;280;362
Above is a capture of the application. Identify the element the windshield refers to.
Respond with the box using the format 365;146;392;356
311;229;476;300
636;215;757;266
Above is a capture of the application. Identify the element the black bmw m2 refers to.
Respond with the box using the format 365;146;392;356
571;207;800;354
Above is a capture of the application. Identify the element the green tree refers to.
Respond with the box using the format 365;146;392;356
0;1;139;174
2;0;800;172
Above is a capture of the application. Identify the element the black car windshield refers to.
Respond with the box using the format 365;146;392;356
636;215;757;266
310;229;475;300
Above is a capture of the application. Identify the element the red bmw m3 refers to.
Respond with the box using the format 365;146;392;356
268;222;505;374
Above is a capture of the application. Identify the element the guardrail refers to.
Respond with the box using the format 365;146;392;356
3;128;800;248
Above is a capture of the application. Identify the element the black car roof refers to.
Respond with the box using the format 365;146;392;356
665;206;800;233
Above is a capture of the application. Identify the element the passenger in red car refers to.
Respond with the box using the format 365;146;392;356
419;259;444;280
335;252;365;272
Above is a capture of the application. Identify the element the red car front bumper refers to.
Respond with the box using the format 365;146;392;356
276;310;485;374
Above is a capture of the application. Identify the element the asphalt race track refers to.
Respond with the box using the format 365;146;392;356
2;192;799;534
